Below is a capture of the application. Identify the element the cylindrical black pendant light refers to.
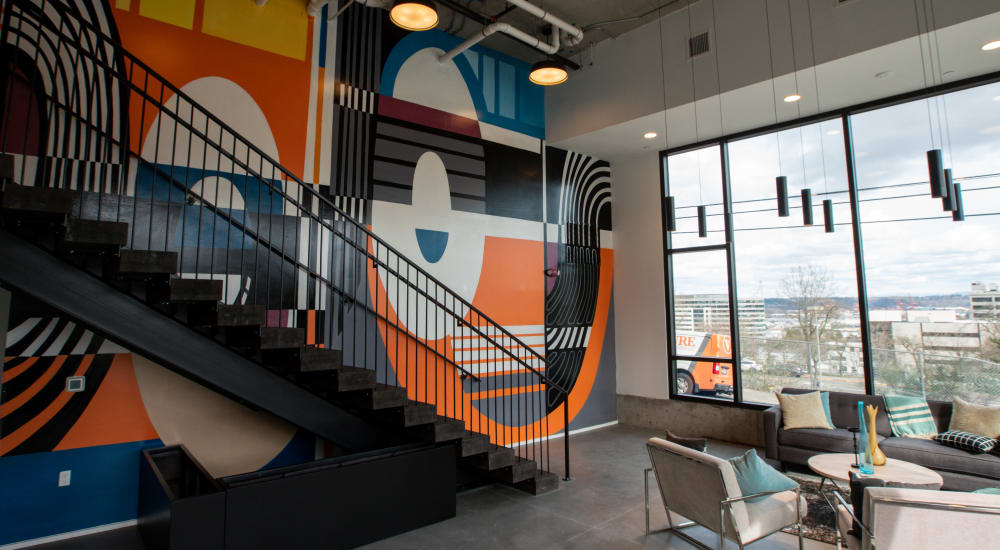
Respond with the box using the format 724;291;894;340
664;196;677;231
801;189;814;226
941;169;954;211
823;199;834;233
927;149;946;198
952;183;965;221
697;205;708;237
776;176;790;217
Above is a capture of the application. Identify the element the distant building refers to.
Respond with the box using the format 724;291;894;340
674;294;766;336
970;282;1000;319
869;309;958;323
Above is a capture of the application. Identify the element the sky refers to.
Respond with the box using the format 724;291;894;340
665;81;1000;300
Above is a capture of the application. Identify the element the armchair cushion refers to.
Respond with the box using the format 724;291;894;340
727;449;798;503
739;489;804;543
664;429;708;452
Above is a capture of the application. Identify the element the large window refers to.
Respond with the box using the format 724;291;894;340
662;79;1000;407
852;83;1000;405
729;119;864;405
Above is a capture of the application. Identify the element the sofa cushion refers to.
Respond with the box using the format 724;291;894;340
778;427;884;453
880;436;1000;480
781;388;894;436
949;397;1000;439
933;430;998;454
777;391;834;429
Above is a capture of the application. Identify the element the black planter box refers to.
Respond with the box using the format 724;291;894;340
138;445;226;550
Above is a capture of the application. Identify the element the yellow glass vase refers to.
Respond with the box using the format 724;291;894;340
866;404;887;466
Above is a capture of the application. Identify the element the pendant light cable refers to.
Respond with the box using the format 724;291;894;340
710;0;725;137
913;0;936;150
684;0;704;206
928;0;954;167
763;0;782;173
805;0;829;197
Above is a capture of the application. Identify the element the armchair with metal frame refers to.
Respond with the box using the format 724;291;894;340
832;487;1000;550
644;438;805;550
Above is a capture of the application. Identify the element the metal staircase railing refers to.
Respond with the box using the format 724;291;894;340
0;0;570;478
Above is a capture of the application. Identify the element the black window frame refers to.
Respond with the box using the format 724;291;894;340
659;69;1000;409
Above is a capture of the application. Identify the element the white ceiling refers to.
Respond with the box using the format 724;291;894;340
547;5;1000;162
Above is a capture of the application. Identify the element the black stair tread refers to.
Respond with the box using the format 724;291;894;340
343;383;406;410
494;456;538;484
113;249;178;276
459;431;491;457
169;278;223;302
259;327;306;350
413;415;465;443
62;218;128;247
465;444;515;471
1;183;74;215
298;346;344;373
378;401;437;427
213;304;266;327
301;366;376;393
0;153;13;180
513;470;560;496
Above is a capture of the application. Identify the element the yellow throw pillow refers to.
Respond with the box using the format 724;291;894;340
949;397;1000;438
777;391;834;430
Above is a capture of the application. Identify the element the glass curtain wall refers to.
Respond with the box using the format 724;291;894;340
663;79;1000;407
729;119;863;404
852;82;1000;405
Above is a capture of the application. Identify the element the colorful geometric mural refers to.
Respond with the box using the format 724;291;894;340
1;0;614;543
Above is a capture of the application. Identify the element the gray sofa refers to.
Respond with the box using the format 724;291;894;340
763;387;1000;491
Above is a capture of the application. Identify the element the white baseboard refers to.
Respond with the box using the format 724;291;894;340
0;519;137;550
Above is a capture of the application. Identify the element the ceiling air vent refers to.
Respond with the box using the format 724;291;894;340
689;32;710;57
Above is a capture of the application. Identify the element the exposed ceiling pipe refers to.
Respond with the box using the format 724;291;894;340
307;0;389;17
440;21;559;63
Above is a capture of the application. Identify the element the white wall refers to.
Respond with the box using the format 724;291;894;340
611;151;669;400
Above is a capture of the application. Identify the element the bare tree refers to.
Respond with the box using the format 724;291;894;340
780;264;841;388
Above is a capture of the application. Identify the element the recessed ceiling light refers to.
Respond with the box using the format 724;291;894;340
643;131;658;139
982;40;1000;51
784;94;802;103
874;70;891;79
826;129;841;136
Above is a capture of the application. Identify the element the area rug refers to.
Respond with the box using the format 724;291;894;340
779;475;846;545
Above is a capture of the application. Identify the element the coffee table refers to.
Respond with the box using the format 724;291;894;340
807;453;943;550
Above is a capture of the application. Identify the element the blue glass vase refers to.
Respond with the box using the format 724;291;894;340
856;401;874;475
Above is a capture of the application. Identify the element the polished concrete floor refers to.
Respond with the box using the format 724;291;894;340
23;424;832;550
361;424;832;550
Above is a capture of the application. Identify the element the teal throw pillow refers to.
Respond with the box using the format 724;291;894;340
727;449;799;503
820;392;834;428
884;395;938;439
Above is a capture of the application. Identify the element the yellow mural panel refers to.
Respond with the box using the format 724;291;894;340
201;0;309;61
139;0;196;30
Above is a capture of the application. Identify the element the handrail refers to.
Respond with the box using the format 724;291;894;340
2;0;573;478
11;0;560;393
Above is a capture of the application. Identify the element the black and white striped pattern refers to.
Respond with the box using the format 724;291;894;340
545;325;592;351
5;317;124;357
329;195;367;222
337;84;377;115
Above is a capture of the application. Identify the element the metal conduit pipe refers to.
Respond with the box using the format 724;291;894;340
439;21;559;63
307;0;389;17
502;0;583;47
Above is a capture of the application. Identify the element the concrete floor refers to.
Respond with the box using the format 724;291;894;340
24;424;832;550
361;424;833;550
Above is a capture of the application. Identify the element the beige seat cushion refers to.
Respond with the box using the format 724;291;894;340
777;391;833;430
949;397;1000;438
739;491;807;544
835;504;862;550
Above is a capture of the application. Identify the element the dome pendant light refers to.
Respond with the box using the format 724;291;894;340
529;59;568;86
390;0;439;32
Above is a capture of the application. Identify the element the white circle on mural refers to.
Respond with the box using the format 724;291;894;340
140;76;279;176
372;151;486;340
392;47;477;121
189;175;245;210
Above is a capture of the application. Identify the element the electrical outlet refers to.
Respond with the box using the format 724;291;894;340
58;470;71;487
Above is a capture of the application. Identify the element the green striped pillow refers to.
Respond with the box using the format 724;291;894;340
884;395;939;439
